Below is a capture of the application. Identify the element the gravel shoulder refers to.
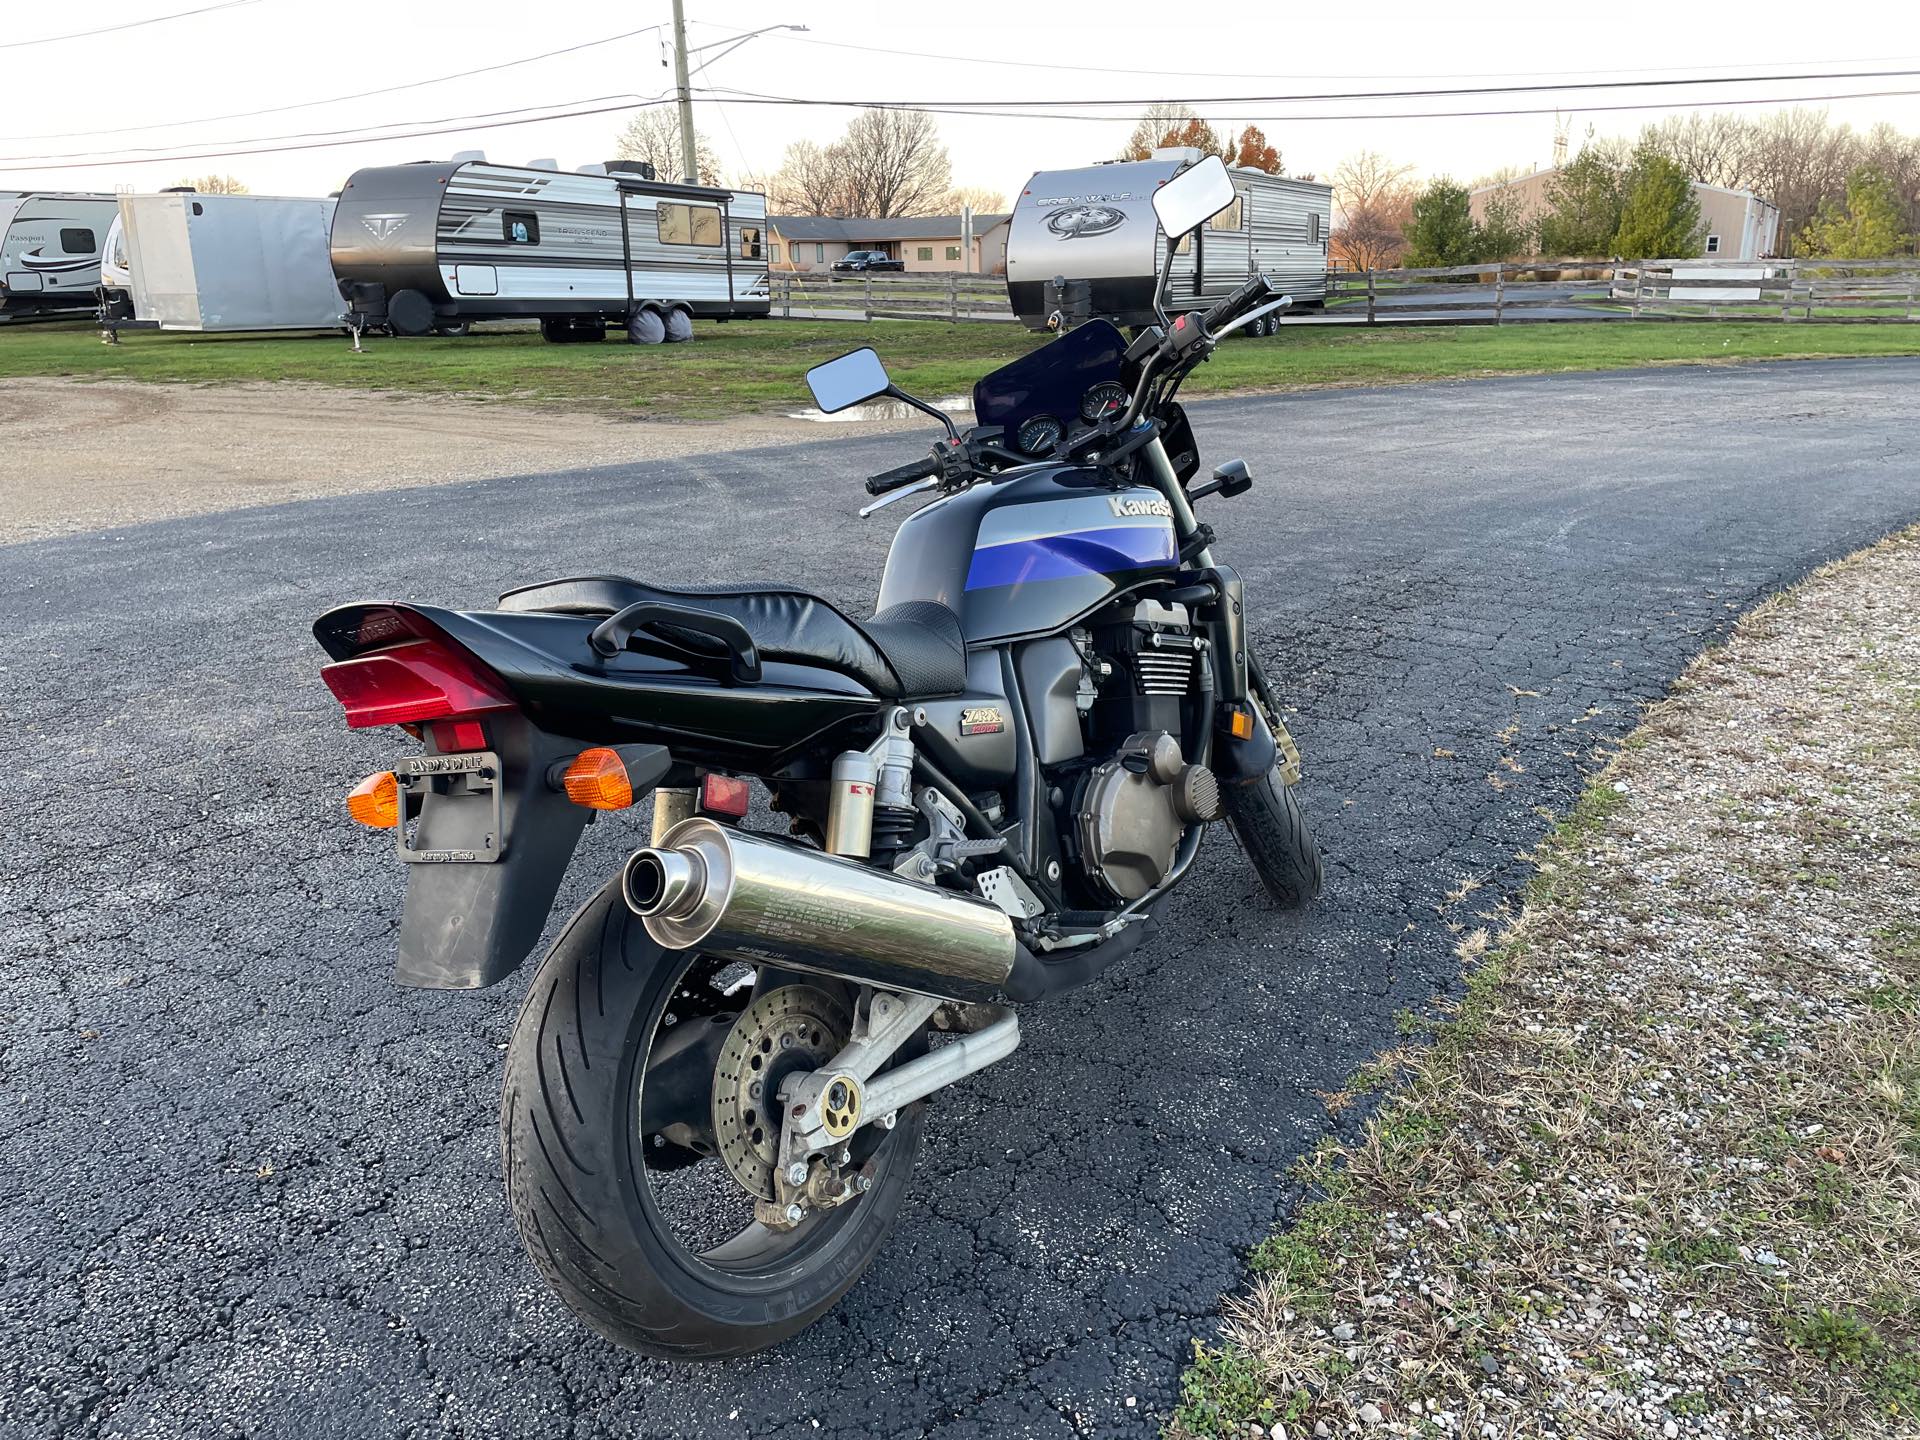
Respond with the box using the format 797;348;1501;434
1173;526;1920;1438
0;378;928;544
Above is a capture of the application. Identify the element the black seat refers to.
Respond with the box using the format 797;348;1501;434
497;576;967;699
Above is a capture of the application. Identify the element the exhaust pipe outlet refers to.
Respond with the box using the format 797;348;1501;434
622;817;1015;1001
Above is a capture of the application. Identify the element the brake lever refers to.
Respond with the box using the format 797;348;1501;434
858;475;940;519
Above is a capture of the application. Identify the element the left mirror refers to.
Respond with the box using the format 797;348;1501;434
806;347;892;413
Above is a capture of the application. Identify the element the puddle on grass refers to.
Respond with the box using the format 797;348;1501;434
787;396;974;423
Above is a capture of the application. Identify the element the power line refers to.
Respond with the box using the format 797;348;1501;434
762;29;1920;89
692;83;1920;127
691;66;1920;111
0;23;667;143
6;74;1919;174
13;62;1918;167
0;0;263;50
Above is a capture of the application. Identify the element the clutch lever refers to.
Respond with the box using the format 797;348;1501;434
859;474;940;518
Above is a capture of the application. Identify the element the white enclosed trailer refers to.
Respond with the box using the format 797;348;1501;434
97;191;346;334
0;190;119;320
1005;149;1331;332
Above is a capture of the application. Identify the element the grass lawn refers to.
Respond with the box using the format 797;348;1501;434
3;316;1917;420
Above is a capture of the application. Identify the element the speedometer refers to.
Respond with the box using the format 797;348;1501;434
1015;414;1065;456
1080;381;1128;423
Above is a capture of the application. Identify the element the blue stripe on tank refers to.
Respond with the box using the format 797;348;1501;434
964;523;1177;591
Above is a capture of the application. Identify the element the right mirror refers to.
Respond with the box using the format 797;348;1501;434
1151;154;1236;241
805;347;892;414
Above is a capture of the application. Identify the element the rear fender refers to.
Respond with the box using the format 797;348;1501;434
394;714;592;989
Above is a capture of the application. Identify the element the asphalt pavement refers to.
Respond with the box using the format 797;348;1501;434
4;359;1917;1439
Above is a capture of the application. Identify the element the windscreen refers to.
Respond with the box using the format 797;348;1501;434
972;320;1128;436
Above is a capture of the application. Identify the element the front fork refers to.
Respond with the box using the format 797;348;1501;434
1140;433;1303;786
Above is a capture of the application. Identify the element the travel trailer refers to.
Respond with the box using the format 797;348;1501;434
0;191;120;320
330;156;771;342
1004;150;1331;332
97;191;346;335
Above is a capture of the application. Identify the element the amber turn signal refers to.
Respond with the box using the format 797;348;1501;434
562;747;637;811
1223;705;1255;741
346;771;400;828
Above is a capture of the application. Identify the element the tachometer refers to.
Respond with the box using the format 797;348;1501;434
1080;381;1129;423
1015;414;1065;456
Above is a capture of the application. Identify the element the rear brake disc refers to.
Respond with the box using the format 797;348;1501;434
711;985;851;1201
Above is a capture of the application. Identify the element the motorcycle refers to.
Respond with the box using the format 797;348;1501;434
313;155;1321;1358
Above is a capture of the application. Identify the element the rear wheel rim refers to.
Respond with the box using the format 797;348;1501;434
631;951;905;1284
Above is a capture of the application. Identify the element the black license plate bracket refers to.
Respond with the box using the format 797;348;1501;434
394;750;504;863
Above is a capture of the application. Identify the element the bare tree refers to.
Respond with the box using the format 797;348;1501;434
770;139;851;215
944;185;1007;215
832;109;953;218
171;174;248;194
1122;104;1201;161
1331;150;1414;215
1637;113;1753;189
614;109;723;187
1331;200;1409;271
1858;121;1920;244
1746;108;1860;248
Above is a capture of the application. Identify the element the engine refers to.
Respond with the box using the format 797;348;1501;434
1063;600;1223;905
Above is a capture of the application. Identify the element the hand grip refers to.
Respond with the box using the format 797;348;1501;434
1201;275;1274;334
865;454;941;496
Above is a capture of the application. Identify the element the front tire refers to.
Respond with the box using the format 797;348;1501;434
1222;764;1324;908
500;881;926;1358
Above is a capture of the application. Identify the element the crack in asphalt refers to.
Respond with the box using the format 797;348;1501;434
2;359;1917;1439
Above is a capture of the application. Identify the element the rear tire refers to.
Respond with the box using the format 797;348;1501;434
1222;764;1324;908
500;881;926;1358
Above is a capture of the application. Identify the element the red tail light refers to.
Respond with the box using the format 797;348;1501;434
320;638;514;730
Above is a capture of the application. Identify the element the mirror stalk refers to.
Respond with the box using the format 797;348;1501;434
886;385;959;440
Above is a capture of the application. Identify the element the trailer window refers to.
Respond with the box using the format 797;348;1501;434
1208;196;1244;231
738;225;762;259
503;211;539;245
60;227;96;254
658;203;722;246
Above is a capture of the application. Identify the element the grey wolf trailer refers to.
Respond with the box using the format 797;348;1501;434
1005;150;1331;332
330;158;771;342
96;191;346;336
0;191;119;320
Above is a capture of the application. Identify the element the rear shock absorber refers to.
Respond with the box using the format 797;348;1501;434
827;706;920;863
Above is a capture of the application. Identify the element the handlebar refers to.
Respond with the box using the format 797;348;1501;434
1201;275;1275;336
865;453;942;496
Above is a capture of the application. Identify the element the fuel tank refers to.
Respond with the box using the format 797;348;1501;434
875;466;1178;644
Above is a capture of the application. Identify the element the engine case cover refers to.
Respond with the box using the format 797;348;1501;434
1075;732;1220;902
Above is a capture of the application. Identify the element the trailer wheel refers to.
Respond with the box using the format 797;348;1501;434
387;289;435;336
626;308;665;345
663;307;693;343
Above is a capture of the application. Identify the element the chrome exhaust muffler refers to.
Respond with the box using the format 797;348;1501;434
622;817;1016;1001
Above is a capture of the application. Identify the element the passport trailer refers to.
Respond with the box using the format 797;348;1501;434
1;191;120;321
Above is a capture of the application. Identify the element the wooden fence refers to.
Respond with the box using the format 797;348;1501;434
765;259;1920;327
768;271;1014;323
1327;257;1920;324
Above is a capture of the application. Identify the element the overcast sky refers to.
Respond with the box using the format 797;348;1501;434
4;0;1918;201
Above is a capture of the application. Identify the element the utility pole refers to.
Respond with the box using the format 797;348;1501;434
671;0;697;184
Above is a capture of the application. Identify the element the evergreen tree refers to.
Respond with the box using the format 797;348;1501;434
1537;147;1625;255
1403;178;1478;266
1796;166;1911;258
1613;145;1704;258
